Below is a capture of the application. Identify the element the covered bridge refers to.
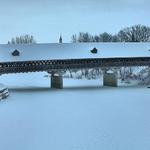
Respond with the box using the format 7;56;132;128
0;43;150;88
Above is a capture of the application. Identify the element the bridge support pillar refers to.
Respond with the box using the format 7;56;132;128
148;67;150;76
51;72;63;89
103;70;118;87
148;67;150;83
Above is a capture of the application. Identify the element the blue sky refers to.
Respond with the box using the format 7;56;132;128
0;0;150;43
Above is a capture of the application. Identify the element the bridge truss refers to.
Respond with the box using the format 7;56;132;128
0;57;150;74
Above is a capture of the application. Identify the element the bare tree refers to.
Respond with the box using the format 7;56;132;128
71;24;150;43
78;32;93;42
118;25;150;42
111;35;120;42
71;32;119;42
8;34;36;44
71;32;93;42
93;35;101;42
99;32;113;42
71;34;78;43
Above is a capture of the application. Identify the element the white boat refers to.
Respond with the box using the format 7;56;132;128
0;84;9;100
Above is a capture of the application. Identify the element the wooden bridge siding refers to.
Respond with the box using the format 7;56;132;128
0;57;150;74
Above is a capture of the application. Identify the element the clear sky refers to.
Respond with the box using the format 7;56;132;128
0;0;150;43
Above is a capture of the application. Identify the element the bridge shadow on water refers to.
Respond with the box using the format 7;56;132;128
8;84;148;93
9;85;106;93
63;85;148;91
9;86;55;93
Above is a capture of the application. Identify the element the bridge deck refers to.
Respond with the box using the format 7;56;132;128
0;57;150;74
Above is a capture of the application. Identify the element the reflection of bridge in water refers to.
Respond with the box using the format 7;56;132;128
1;57;150;88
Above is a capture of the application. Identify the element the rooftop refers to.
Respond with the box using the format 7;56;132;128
0;43;150;62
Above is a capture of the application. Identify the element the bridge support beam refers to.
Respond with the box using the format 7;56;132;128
51;72;63;89
103;70;118;87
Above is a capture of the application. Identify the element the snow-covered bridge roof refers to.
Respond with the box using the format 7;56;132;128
0;43;150;62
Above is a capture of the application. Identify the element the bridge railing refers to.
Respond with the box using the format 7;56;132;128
0;57;150;74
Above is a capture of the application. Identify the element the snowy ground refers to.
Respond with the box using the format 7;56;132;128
0;73;150;150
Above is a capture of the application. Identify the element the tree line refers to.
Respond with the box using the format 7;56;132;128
7;24;150;44
8;34;36;44
71;24;150;42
